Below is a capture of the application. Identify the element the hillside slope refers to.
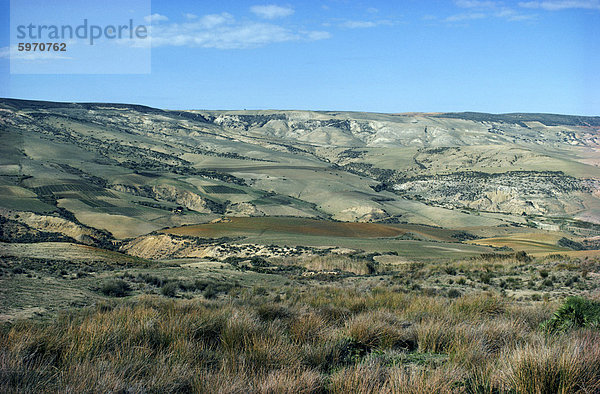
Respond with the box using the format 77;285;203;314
1;98;599;241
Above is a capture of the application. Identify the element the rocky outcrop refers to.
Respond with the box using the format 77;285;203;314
120;233;317;260
226;202;265;217
393;171;589;216
337;206;389;222
0;209;107;245
111;184;212;213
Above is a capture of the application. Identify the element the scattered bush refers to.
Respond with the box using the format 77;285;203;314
2;250;600;393
161;282;178;297
100;279;130;297
516;251;532;263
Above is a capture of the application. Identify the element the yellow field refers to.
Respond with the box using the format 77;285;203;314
468;232;572;254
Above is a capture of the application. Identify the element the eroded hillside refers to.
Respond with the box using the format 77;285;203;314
1;98;599;244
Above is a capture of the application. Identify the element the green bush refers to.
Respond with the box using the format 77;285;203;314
100;279;131;297
202;284;218;299
542;297;600;333
447;289;461;298
515;251;531;263
161;282;178;297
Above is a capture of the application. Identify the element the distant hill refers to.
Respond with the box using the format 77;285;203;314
1;97;599;241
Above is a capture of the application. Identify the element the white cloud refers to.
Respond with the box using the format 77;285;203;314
341;21;377;28
495;8;537;20
455;0;498;8
250;5;294;19
144;13;168;23
198;13;235;28
447;1;535;22
339;20;394;29
445;12;487;21
183;13;198;20
306;31;332;40
147;12;328;49
519;0;600;10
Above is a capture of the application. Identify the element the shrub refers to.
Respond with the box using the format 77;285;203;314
516;251;531;263
541;297;600;333
479;272;493;285
253;286;268;296
444;266;457;275
447;289;461;299
541;279;553;288
161;282;178;297
100;279;130;297
137;273;165;287
250;256;270;267
202;284;218;299
257;303;292;321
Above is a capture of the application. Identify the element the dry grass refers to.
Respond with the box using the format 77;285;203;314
498;331;600;393
1;276;600;392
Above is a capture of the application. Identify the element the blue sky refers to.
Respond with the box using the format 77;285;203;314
0;0;598;115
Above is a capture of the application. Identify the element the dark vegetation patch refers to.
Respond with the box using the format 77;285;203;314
434;112;600;127
0;256;154;278
542;297;600;333
557;237;586;251
114;271;240;300
100;279;131;297
202;185;246;194
451;231;481;241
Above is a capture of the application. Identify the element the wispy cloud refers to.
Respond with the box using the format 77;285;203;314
183;13;198;20
340;21;377;28
339;20;393;29
144;13;168;23
446;12;487;22
455;0;498;8
250;4;294;19
147;12;328;49
446;0;535;22
306;31;332;40
518;0;600;10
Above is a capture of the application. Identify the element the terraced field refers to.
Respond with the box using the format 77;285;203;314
469;233;573;254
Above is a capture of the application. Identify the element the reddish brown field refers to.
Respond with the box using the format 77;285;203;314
162;216;457;241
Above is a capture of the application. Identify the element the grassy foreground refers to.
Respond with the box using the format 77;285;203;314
2;284;600;393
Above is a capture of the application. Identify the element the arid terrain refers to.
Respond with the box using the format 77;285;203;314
2;98;600;392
